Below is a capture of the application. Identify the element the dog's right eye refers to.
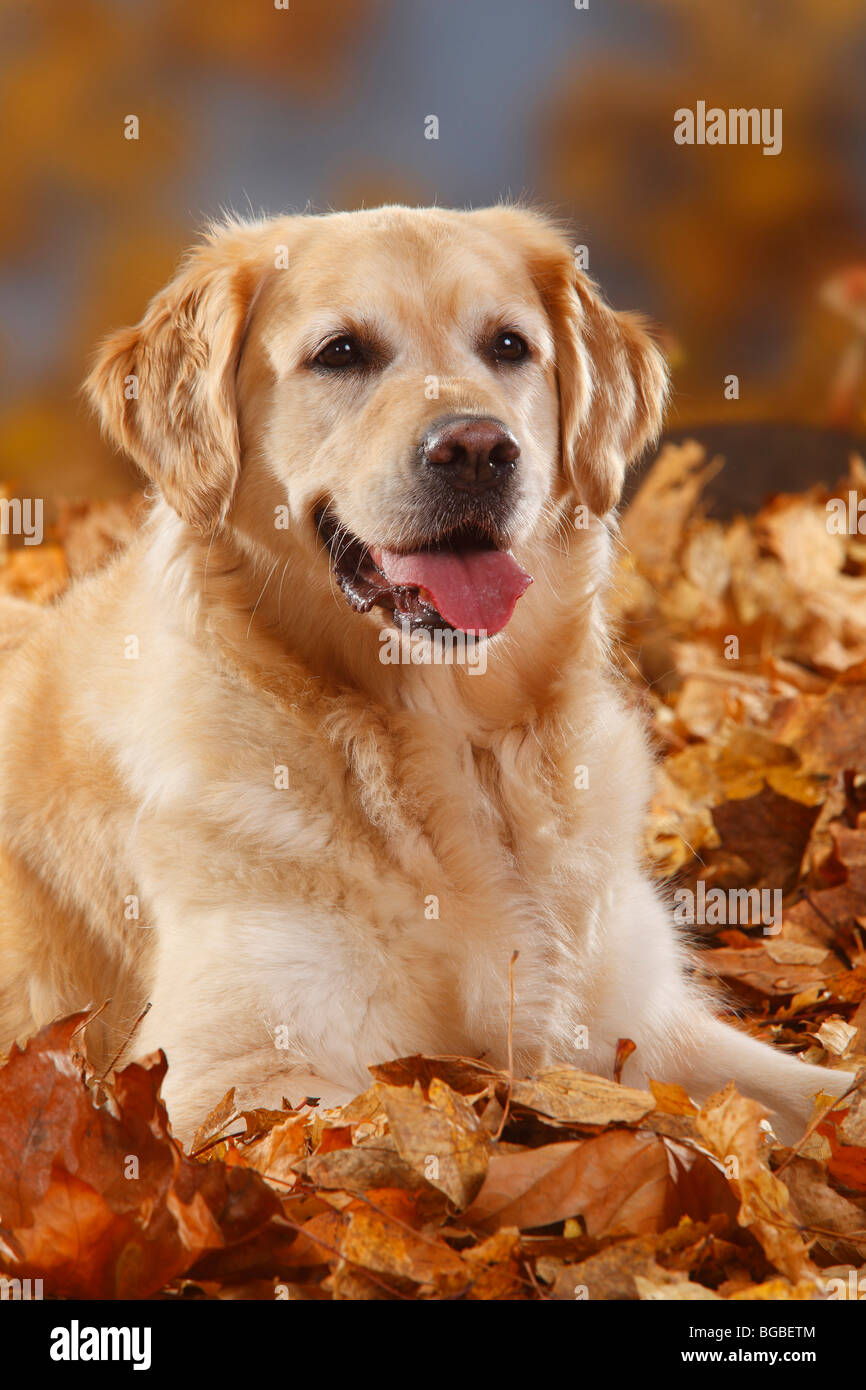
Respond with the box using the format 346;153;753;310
314;335;366;369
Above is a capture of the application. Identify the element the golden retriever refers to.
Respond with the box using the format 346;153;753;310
0;205;847;1141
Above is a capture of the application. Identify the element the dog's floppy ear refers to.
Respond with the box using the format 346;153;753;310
474;207;668;516
85;223;266;532
559;276;669;515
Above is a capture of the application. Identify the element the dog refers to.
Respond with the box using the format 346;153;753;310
0;204;848;1142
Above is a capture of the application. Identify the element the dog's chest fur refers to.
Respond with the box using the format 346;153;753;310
124;622;625;1088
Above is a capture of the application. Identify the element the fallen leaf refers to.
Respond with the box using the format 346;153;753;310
509;1067;654;1127
377;1077;488;1208
0;1015;283;1298
696;1083;813;1282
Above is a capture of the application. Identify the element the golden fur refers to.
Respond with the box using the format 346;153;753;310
0;205;846;1140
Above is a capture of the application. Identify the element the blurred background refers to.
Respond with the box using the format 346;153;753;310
1;0;866;508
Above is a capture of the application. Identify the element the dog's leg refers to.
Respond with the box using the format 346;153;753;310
134;986;361;1145
146;1034;359;1146
165;1058;358;1147
633;1005;853;1143
584;873;856;1142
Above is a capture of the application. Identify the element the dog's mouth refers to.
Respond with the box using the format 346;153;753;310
315;509;533;636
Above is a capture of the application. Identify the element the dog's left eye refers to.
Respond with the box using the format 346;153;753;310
489;330;529;364
314;335;366;369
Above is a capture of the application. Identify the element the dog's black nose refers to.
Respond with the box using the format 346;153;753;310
419;415;520;493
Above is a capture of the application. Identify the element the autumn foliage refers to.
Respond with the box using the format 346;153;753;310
1;443;865;1300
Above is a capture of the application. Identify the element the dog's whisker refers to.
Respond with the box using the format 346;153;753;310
202;526;218;599
245;556;280;638
317;515;357;614
276;557;290;626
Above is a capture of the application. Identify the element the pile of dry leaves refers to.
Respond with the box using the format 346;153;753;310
0;442;864;1301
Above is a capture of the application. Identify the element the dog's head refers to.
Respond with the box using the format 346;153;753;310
87;205;667;639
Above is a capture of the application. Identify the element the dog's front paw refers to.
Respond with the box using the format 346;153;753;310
234;1073;359;1116
766;1063;861;1145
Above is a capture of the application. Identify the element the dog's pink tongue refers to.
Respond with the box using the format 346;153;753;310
376;547;532;634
